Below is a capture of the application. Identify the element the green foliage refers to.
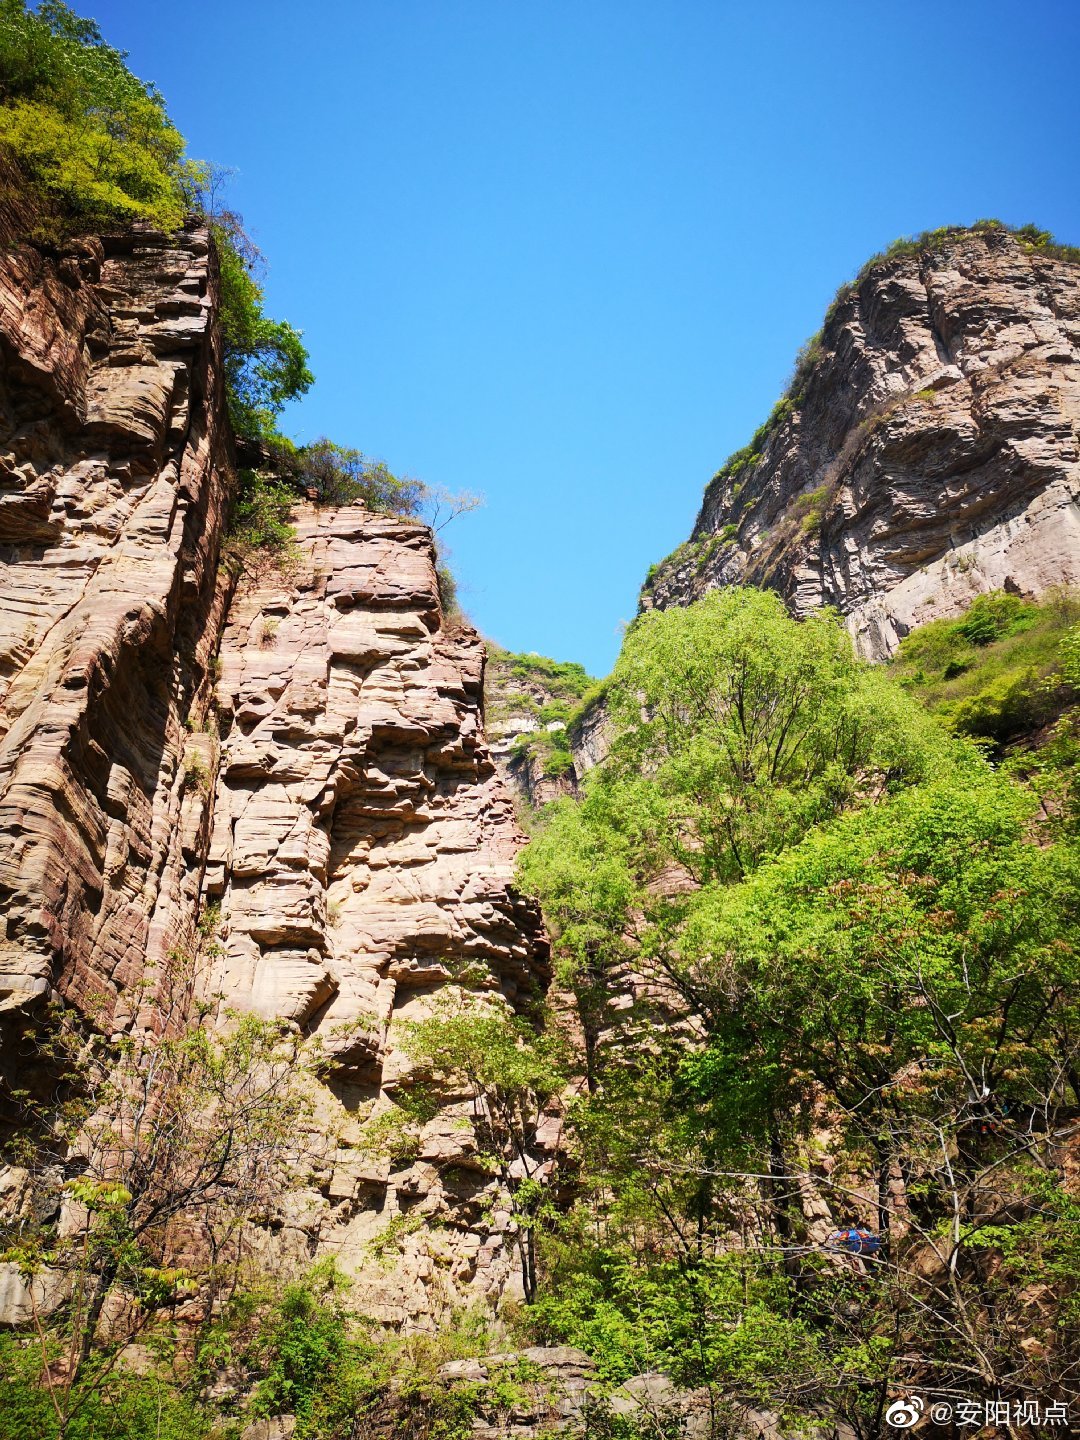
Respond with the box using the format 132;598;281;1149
401;996;567;1302
889;589;1079;744
493;648;596;701
542;731;575;778
603;588;951;882
226;470;299;562
250;434;426;516
249;1262;357;1428
292;438;425;513
791;483;828;536
0;3;315;442
214;222;313;440
1;993;312;1437
437;562;459;616
0;0;198;233
485;645;598;764
0;1335;221;1440
518;583;1080;1426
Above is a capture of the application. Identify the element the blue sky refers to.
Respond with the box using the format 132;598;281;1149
86;0;1080;676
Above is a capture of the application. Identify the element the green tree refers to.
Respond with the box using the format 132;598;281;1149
519;588;1080;1432
401;995;567;1303
2;966;314;1439
0;0;198;231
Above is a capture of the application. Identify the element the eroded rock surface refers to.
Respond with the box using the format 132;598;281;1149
0;221;230;1045
646;230;1080;656
206;507;550;1326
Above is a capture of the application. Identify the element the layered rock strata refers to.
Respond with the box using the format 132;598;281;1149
0;221;230;1047
205;506;550;1326
646;230;1080;657
0;212;551;1330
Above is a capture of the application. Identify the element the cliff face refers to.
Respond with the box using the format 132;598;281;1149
0;218;549;1329
205;507;550;1325
0;221;230;1042
646;230;1080;657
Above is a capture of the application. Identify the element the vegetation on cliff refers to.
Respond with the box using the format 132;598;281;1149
486;646;600;782
0;0;314;444
888;588;1080;747
644;219;1080;603
0;0;194;230
517;587;1080;1428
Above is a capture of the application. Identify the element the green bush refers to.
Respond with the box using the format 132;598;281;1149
954;588;1037;645
0;0;197;232
295;438;425;514
0;3;314;442
437;561;459;616
227;470;298;559
0;1336;221;1440
889;590;1079;745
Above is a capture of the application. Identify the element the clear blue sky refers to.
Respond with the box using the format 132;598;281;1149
84;0;1080;676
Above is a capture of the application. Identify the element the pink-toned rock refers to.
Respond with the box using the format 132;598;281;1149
646;230;1080;657
0;223;231;1040
205;505;549;1326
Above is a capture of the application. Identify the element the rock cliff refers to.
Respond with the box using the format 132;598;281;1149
482;647;605;807
0;219;231;1045
645;228;1080;657
0;214;549;1330
205;506;550;1326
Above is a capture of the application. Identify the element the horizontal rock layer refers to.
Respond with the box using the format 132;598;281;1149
206;506;550;1326
0;212;550;1332
646;231;1080;657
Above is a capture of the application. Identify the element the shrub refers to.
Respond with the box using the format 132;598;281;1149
954;588;1038;646
295;438;425;513
889;590;1080;745
227;470;298;558
213;220;313;440
437;562;459;616
0;0;198;233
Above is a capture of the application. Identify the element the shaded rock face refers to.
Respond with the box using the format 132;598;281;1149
205;506;550;1327
646;231;1080;657
0;222;230;1046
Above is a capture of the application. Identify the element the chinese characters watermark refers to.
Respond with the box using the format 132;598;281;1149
885;1395;1071;1429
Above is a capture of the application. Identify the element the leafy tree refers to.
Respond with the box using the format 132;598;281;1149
1;956;314;1439
293;438;425;513
0;0;199;231
603;588;951;884
213;221;313;439
400;994;567;1303
519;588;1080;1432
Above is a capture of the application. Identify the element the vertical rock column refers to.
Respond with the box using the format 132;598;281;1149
0;224;232;1042
206;505;550;1328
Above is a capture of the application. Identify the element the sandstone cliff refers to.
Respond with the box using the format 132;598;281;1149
204;506;551;1326
0;216;549;1330
644;228;1080;657
0;220;231;1043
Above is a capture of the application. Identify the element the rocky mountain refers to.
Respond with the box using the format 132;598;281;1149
0;215;550;1332
3;199;1080;1436
482;647;597;807
644;226;1080;658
